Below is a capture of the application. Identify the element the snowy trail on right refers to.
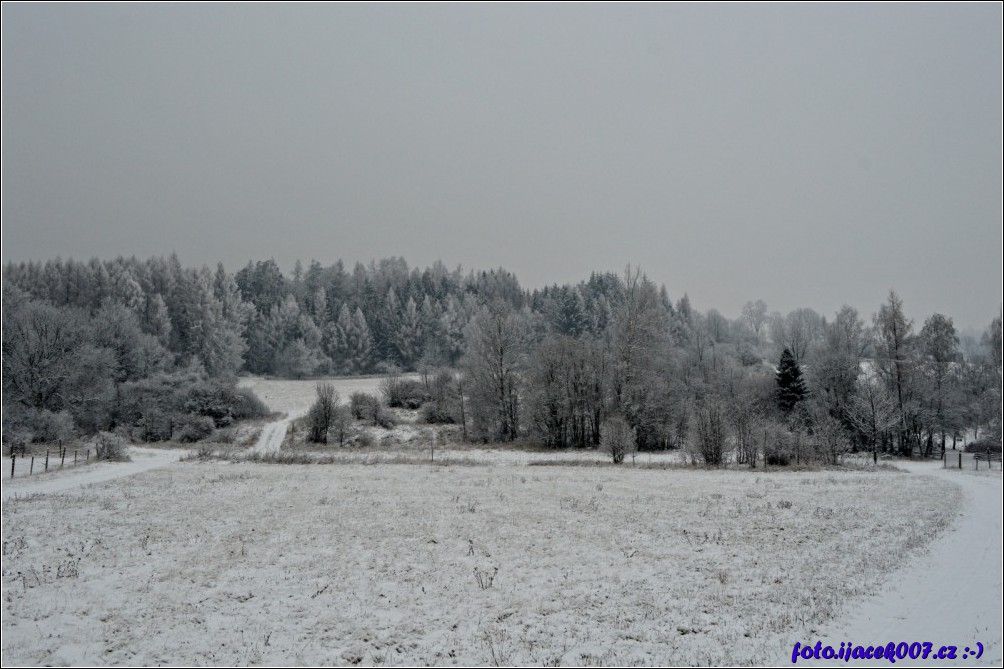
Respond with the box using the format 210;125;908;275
783;459;1002;667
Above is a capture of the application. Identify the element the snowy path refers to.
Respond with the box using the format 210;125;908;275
249;415;299;456
784;460;1002;666
240;375;404;457
0;447;182;498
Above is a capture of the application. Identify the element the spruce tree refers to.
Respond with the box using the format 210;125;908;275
776;347;807;413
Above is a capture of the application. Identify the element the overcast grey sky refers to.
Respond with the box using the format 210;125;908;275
2;4;1001;328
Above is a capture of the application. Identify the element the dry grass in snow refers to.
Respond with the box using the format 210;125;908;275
2;463;958;666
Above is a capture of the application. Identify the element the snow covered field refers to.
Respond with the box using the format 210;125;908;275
4;458;992;666
237;375;416;417
238;375;420;456
787;459;1003;666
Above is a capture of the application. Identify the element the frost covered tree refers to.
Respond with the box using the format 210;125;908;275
307;382;339;444
462;302;528;442
983;315;1003;446
742;299;769;342
393;296;424;369
918;313;961;454
609;267;674;450
525;334;610;449
770;308;823;364
142;292;173;347
810;305;867;425
2;296;86;411
692;394;728;466
732;392;765;467
600;414;636;464
874;290;913;455
346;307;374;374
848;377;900;463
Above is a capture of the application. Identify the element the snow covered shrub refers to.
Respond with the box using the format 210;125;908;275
600;415;636;464
93;431;130;461
230;387;271;420
193;441;220;460
350;393;380;421
176;415;215;443
765;451;791;466
420;401;455;424
349;392;396;428
183;382;272;427
330;406;352;447
1;406;75;444
132;407;173;442
381;376;431;409
764;424;795;466
373;406;396;429
965;438;1002;454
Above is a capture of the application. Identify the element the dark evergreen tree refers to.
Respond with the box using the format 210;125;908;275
776;347;807;413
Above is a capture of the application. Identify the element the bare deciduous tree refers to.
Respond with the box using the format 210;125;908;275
742;300;769;342
874;290;913;455
847;377;900;464
462;303;528;442
307;382;339;444
692;395;729;466
732;392;764;467
600;415;636;464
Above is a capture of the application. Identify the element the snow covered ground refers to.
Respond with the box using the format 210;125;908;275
238;375;418;456
783;460;1002;666
1;447;181;496
4;457;994;666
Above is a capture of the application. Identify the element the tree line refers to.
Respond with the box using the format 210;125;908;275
3;255;1001;463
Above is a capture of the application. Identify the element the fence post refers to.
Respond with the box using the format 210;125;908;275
10;454;15;479
86;449;90;463
74;449;78;465
45;449;49;472
958;452;962;470
30;456;35;476
61;447;66;469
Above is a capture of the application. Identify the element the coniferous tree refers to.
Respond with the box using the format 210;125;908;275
346;307;374;374
776;348;807;413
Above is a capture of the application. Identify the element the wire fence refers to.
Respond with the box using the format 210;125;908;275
6;444;93;480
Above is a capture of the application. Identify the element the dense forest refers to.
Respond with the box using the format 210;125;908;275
3;255;1001;464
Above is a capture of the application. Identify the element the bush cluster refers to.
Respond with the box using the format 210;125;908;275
93;431;130;461
350;392;396;428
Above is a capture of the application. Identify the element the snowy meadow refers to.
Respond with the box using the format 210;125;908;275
2;461;960;666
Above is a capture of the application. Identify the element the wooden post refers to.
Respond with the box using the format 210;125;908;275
74;449;78;465
61;447;66;469
958;452;962;470
431;431;435;462
10;454;15;479
86;449;90;463
30;456;35;476
45;449;49;472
